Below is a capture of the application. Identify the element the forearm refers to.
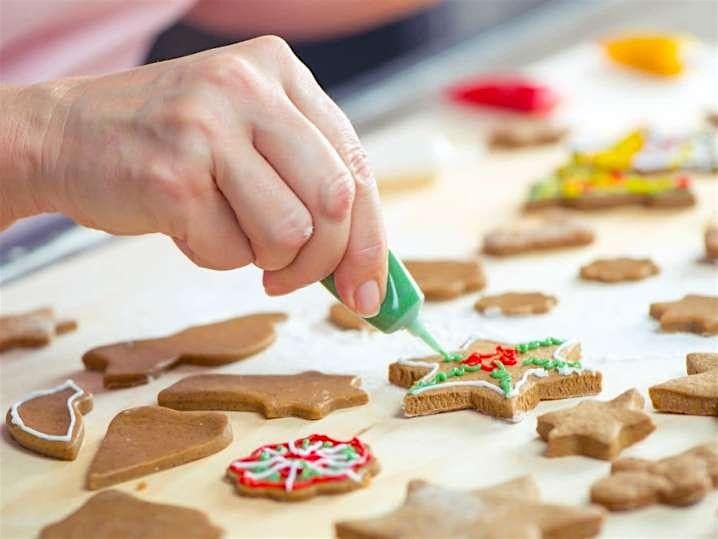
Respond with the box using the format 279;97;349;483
186;0;439;41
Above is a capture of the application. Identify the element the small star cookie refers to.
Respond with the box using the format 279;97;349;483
536;388;655;460
590;442;718;511
335;475;605;539
158;371;369;420
649;353;718;416
649;295;718;335
0;308;77;352
404;259;486;300
475;292;557;316
580;257;659;282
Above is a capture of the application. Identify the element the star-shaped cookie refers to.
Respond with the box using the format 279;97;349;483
389;337;602;421
649;295;718;335
335;475;605;539
403;259;486;300
0;307;77;352
536;388;655;460
649;353;718;416
158;371;368;419
83;312;286;388
590;442;718;511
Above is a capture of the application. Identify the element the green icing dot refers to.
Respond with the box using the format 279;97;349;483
323;441;333;448
435;372;447;382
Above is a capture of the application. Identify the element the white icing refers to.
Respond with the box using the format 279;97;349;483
9;379;85;442
402;339;585;398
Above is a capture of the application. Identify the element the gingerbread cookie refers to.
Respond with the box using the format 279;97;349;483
536;388;655;460
6;380;92;460
580;257;659;282
158;371;369;420
328;303;373;331
404;259;486;300
705;225;718;260
226;434;379;501
0;308;77;352
482;217;594;256
83;312;286;388
389;337;602;421
335;475;605;539
649;295;718;335
86;405;232;490
474;292;557;316
488;123;568;149
590;442;718;511
39;490;222;539
649;353;718;416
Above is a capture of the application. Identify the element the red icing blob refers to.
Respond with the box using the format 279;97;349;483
446;77;559;115
461;346;518;371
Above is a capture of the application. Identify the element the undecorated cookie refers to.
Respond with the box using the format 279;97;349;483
705;225;718;260
649;353;718;416
335;475;605;539
83;312;286;388
404;259;486;300
580;257;659;282
489;123;568;149
482;217;594;256
389;337;601;421
590;442;718;511
86;406;232;490
649;295;718;335
0;308;77;352
6;380;92;460
536;388;655;460
158;371;369;419
475;292;557;316
39;490;222;539
328;303;373;331
226;434;379;501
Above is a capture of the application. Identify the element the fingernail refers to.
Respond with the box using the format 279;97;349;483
354;280;381;317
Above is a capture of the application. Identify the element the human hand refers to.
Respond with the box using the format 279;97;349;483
8;36;387;315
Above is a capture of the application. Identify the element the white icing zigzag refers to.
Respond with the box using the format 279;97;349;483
9;379;85;442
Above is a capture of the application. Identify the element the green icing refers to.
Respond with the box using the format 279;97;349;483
522;357;582;371
489;361;513;396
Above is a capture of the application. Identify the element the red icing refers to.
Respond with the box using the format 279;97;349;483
227;434;373;492
461;346;518;371
446;77;559;115
676;175;690;189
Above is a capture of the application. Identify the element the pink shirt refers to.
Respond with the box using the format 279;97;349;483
0;0;196;84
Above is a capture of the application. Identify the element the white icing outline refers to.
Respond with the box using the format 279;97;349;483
403;338;584;399
9;380;85;442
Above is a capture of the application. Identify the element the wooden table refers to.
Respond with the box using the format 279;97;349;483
2;44;717;538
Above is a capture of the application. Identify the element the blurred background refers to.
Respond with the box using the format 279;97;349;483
1;0;716;283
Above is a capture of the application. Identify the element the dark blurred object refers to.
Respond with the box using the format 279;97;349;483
147;1;551;93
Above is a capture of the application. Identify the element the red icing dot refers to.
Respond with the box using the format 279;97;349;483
461;346;518;371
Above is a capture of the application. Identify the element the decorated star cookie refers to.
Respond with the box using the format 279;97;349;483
158;371;369;420
580;257;659;282
39;490;222;539
404;259;486;301
86;406;232;490
389;337;601;421
83;312;286;388
475;292;557;316
328;303;373;331
705;225;718;260
649;295;718;335
226;434;379;501
482;217;594;256
335;475;605;539
649;353;718;416
6;380;92;460
591;442;718;511
0;308;77;353
536;389;655;460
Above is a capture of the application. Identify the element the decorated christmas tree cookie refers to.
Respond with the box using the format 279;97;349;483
389;337;602;421
226;434;379;501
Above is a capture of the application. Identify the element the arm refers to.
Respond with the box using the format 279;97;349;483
185;0;439;41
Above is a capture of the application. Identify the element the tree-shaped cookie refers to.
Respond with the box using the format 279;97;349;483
0;308;77;352
39;490;222;539
158;371;369;419
649;352;718;416
590;442;718;511
335;475;605;539
649;295;718;335
226;434;379;501
389;337;602;421
83;312;286;388
86;406;232;489
6;380;92;460
536;389;655;460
